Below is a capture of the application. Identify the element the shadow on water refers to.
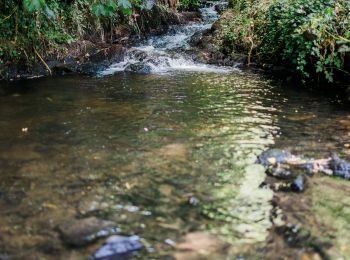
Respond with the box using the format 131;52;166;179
0;71;349;259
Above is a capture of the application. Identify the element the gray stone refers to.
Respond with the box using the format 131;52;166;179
58;217;120;247
290;175;306;192
92;235;143;260
329;153;350;179
257;149;294;167
124;62;152;74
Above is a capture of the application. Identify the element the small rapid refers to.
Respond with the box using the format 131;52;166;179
100;4;236;75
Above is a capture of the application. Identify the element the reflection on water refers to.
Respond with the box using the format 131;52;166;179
0;71;349;259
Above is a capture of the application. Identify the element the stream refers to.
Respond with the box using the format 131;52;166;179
1;6;350;260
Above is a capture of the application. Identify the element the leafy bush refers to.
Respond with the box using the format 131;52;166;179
179;0;200;11
0;0;140;67
220;0;350;83
260;0;350;82
218;0;270;64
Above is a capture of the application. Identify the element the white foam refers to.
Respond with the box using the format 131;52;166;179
99;4;237;76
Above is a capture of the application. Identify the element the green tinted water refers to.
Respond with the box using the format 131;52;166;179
0;71;349;259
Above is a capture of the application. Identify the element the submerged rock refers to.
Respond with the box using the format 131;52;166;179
258;149;350;181
58;217;120;247
256;149;294;167
174;232;229;260
78;198;110;216
124;62;152;74
188;196;200;206
266;164;294;179
276;224;331;256
290;175;306;192
92;235;143;260
78;62;108;75
329;153;350;179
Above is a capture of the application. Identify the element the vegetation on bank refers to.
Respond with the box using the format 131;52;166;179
1;0;199;76
0;0;130;67
217;0;350;83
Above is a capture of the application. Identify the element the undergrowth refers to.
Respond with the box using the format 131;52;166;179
0;0;153;71
219;0;350;83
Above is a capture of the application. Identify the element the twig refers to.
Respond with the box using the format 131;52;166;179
325;30;350;43
0;7;17;24
34;48;52;75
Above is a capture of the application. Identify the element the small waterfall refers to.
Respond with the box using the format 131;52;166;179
100;4;235;76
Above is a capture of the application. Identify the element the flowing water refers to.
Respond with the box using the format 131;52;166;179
101;6;234;75
1;6;350;260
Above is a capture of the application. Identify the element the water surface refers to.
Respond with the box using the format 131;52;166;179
1;71;350;259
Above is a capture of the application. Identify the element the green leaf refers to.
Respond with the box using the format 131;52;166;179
118;0;132;9
92;3;106;16
121;7;132;15
23;0;46;12
108;0;118;11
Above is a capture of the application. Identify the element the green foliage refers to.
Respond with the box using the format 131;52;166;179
220;0;350;83
0;0;141;68
260;0;350;82
23;0;46;12
214;0;269;64
179;0;200;11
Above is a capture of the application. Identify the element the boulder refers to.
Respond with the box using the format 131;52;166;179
58;217;120;247
329;153;350;179
214;3;228;14
189;31;204;47
88;44;125;63
256;149;294;167
124;62;152;74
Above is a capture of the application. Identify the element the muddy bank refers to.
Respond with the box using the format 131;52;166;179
0;8;201;82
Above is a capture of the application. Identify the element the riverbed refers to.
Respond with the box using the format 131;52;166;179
1;70;350;259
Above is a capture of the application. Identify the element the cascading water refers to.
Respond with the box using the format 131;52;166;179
100;4;235;75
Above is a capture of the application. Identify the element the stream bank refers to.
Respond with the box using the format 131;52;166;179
201;2;350;90
0;5;200;81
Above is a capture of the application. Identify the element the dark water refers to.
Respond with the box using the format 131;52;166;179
0;71;349;259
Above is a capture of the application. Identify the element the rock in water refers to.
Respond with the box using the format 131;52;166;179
189;31;204;47
266;164;294;179
173;232;229;259
290;175;306;192
256;149;294;166
214;3;228;14
92;235;143;260
124;62;152;74
329;154;350;179
58;217;119;247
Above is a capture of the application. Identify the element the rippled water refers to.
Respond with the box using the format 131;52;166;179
0;71;349;259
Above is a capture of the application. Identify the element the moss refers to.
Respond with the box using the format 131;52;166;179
312;177;350;258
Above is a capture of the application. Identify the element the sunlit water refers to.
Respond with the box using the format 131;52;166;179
0;71;349;259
